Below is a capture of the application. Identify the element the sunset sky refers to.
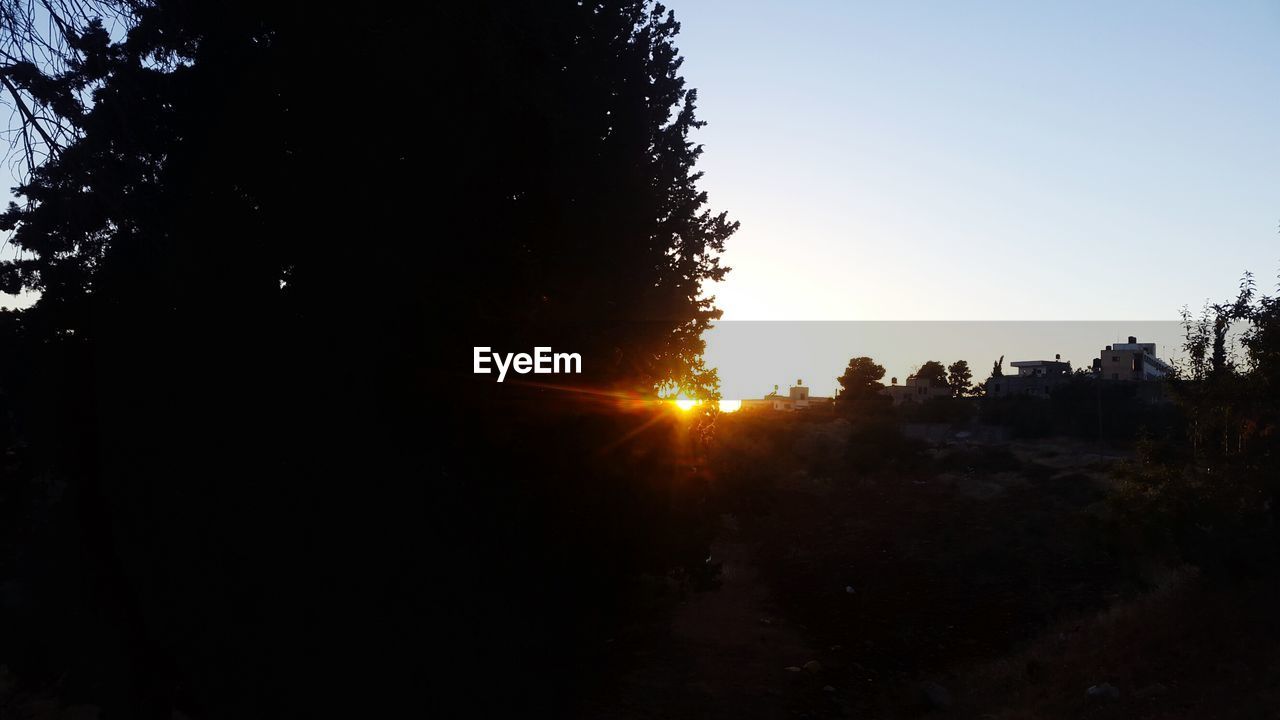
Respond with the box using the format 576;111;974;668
4;1;1276;395
676;0;1280;322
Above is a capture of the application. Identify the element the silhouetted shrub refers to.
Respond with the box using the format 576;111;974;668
900;395;974;426
980;378;1179;442
845;419;927;474
1109;439;1279;577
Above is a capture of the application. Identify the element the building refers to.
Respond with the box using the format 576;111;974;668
740;380;834;412
981;335;1173;400
1092;336;1172;381
883;374;948;405
985;356;1072;398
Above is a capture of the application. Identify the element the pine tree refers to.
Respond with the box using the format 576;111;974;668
0;2;737;713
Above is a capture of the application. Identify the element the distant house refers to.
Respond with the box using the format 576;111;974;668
883;374;948;405
740;380;834;412
985;356;1072;398
1092;336;1172;381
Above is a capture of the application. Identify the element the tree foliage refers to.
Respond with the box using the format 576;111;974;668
1113;270;1280;575
914;359;948;387
0;1;135;174
947;359;973;397
1171;271;1277;457
836;356;891;417
0;1;734;714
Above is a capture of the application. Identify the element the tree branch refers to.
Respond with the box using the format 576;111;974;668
0;73;59;158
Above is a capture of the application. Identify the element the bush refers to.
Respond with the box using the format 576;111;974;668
1109;439;1279;577
845;419;927;474
899;395;974;426
980;378;1180;443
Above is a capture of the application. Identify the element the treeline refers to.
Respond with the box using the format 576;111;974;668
829;272;1280;575
979;378;1180;442
830;353;1180;442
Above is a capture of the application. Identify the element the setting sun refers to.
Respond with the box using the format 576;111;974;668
670;398;741;413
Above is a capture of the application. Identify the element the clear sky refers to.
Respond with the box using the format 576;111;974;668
4;3;1277;390
674;0;1280;321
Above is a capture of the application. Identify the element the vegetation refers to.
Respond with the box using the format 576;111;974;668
979;376;1178;441
0;1;733;715
0;1;1276;717
675;303;1280;716
1110;273;1280;575
947;359;974;397
913;360;948;388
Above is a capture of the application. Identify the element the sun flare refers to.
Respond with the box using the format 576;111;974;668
667;398;740;413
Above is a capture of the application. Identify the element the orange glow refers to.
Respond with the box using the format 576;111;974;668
509;380;737;417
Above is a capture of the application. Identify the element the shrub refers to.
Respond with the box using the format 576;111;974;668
1109;439;1279;577
845;419;927;474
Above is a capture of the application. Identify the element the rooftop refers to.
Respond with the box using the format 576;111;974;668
1010;360;1070;367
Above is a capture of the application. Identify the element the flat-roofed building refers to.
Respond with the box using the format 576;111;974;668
883;374;948;405
1092;336;1172;381
985;355;1071;398
740;380;834;412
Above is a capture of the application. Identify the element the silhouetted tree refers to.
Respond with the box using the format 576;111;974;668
0;1;135;175
914;360;948;387
0;1;734;715
947;359;973;397
836;356;891;417
1113;269;1280;575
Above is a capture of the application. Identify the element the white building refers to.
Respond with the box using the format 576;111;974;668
740;380;834;412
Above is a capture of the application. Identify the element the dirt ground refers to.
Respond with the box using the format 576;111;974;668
579;422;1280;719
581;515;829;719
